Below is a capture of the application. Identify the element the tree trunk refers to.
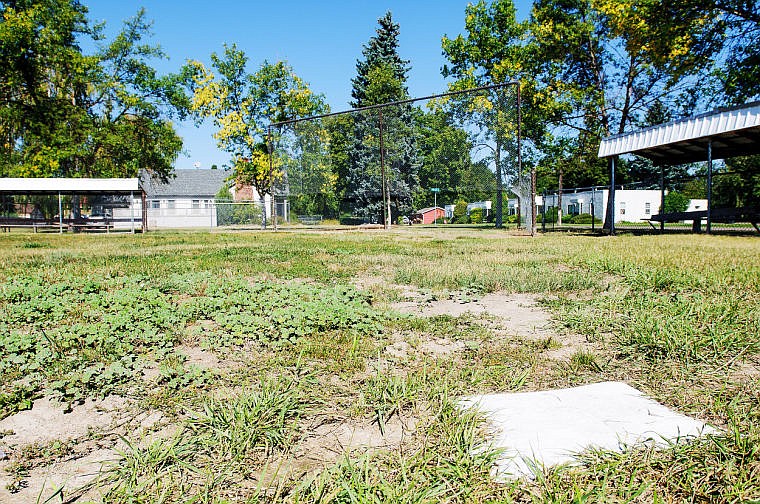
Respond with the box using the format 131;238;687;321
260;195;266;230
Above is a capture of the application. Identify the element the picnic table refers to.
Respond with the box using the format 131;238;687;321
645;207;760;233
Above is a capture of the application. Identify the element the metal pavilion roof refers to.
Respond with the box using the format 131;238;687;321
0;178;140;194
598;101;760;164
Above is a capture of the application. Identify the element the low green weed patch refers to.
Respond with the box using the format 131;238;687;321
0;268;387;415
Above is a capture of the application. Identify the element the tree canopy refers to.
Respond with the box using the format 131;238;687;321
184;47;327;204
345;11;420;223
0;0;184;180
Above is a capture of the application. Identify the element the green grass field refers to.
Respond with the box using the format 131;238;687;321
0;228;758;502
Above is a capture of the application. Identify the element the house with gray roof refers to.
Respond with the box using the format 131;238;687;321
114;169;230;229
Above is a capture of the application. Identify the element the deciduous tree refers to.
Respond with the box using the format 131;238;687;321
185;48;326;223
0;2;184;180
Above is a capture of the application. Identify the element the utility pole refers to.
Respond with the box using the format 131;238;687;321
379;109;390;229
431;188;440;224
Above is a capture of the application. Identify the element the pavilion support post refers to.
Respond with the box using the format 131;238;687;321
660;165;665;233
706;139;713;234
604;156;616;235
58;192;63;233
130;191;135;234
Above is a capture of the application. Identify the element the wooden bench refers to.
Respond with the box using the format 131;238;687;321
0;218;62;232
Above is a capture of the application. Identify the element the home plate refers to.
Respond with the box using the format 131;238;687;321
460;381;716;478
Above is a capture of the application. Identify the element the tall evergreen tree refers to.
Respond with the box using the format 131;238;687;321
345;12;419;223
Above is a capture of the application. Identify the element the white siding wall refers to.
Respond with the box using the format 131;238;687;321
111;195;143;230
613;190;661;222
538;189;662;224
113;197;218;229
145;198;217;229
538;189;606;220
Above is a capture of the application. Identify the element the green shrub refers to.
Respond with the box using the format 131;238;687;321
453;199;468;223
664;191;689;213
569;213;601;224
542;207;559;224
469;208;484;224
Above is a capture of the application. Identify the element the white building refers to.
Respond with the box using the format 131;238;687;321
444;204;456;219
534;188;663;224
113;170;230;229
467;200;492;216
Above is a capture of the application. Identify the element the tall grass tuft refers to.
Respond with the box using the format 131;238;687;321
187;378;304;461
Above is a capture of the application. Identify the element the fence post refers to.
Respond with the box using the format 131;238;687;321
608;157;616;235
542;190;546;232
58;192;63;233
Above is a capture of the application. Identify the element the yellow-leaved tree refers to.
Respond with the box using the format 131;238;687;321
185;45;327;225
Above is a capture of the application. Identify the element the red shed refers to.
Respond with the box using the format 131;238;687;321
413;207;445;224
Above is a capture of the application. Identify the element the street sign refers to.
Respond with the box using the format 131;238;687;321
431;188;440;192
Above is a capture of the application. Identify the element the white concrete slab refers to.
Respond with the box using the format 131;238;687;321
460;381;716;477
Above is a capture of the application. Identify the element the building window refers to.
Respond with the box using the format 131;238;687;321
150;200;160;209
619;202;626;215
645;202;651;215
192;199;200;209
167;200;176;209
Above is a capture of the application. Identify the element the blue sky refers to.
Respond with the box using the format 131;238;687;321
86;1;532;170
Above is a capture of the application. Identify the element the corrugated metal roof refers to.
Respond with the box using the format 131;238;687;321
598;101;760;163
141;169;229;197
0;178;139;194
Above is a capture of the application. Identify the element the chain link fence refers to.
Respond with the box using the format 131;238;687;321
269;83;533;230
538;171;758;234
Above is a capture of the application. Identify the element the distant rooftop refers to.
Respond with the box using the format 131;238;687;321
141;169;229;198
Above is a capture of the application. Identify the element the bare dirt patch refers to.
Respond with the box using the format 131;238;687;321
0;396;129;449
0;396;132;503
297;414;415;467
390;291;593;360
250;414;418;491
177;344;223;369
733;359;760;380
0;448;115;504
